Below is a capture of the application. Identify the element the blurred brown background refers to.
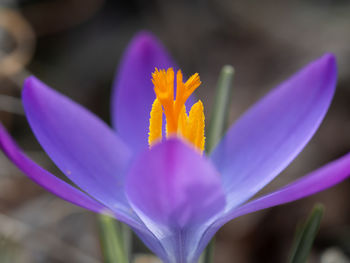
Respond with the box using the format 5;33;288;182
0;0;349;262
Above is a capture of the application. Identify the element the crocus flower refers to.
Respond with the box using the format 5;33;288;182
1;31;349;263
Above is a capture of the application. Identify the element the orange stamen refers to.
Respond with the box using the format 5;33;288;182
149;68;205;153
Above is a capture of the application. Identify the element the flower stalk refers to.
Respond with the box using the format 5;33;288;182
98;214;130;263
203;65;234;263
206;65;235;153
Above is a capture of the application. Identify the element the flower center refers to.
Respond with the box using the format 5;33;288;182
148;68;205;153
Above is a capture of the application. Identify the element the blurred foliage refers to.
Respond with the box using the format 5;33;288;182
0;236;19;263
289;204;324;263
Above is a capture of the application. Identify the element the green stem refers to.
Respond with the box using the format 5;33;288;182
206;65;235;153
289;204;324;263
203;238;215;263
202;65;234;263
98;213;130;263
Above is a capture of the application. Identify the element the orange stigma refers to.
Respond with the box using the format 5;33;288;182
148;68;205;153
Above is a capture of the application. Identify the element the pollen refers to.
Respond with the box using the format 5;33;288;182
148;68;205;153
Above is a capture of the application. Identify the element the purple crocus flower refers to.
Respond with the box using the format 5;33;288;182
1;32;349;263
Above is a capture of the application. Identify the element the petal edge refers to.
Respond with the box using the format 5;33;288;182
111;31;176;152
23;76;133;218
211;54;337;209
0;123;105;213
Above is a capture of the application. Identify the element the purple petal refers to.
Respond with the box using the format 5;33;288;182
22;76;134;218
125;139;226;262
211;54;337;209
132;228;169;262
226;152;350;220
126;139;225;227
111;31;175;152
0;124;152;230
192;152;350;261
0;123;104;213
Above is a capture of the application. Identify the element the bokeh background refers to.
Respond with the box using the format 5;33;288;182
0;0;349;262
